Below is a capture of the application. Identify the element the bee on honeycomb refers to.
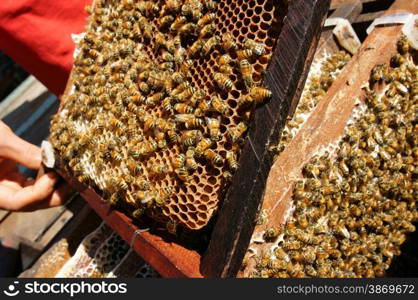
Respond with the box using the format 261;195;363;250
49;0;283;231
249;35;418;278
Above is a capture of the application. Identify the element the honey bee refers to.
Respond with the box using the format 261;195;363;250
180;129;202;146
397;35;409;54
370;64;388;83
243;38;266;56
185;148;198;170
143;115;157;131
138;1;160;17
165;36;181;54
214;72;234;90
197;13;216;28
181;3;193;16
126;160;143;175
115;175;130;191
166;218;178;234
161;52;175;62
227;122;247;142
132;207;146;219
226;151;239;171
164;0;182;13
170;16;187;32
206;117;221;141
218;64;232;74
174;47;186;64
190;89;206;107
88;49;100;59
195;138;212;156
204;149;223;166
109;118;124;130
199;23;216;38
159;15;174;29
138;191;156;207
150;163;168;177
264;227;281;241
139;82;150;94
218;54;232;65
191;99;210;117
85;5;93;14
175;166;190;182
390;53;405;67
179;23;197;36
159;62;174;70
145;92;164;107
221;33;238;51
171;83;189;98
167;130;178;144
172;154;186;168
141;23;153;41
223;171;233;181
205;0;217;11
162;97;173;113
175;114;204;128
177;87;196;102
239;59;253;88
180;59;194;74
172;72;186;84
211;95;230;115
174;103;194;114
236;49;253;60
244;86;272;104
203;36;221;55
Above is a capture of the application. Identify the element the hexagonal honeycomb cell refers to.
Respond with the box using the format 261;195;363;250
49;0;287;231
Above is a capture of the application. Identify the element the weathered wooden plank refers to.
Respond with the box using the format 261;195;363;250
331;0;374;10
355;11;385;23
19;204;100;278
0;206;67;243
201;0;330;278
240;0;418;277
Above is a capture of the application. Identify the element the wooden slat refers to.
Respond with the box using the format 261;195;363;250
331;0;375;10
19;204;100;278
201;0;330;278
240;0;418;277
355;11;385;23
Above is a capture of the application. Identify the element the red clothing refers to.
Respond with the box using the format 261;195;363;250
0;0;91;96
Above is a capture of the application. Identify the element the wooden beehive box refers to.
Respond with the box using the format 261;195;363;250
240;0;418;277
51;0;330;277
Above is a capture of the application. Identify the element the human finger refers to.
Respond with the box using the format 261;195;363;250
17;182;75;212
0;123;41;169
7;173;58;211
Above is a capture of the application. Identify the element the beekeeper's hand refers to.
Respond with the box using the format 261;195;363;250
0;121;73;211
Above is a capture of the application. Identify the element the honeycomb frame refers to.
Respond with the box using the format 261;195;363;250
52;0;290;231
240;0;418;277
51;0;330;277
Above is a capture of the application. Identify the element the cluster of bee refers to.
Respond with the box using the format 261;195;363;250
49;0;275;231
250;36;418;278
276;51;351;155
